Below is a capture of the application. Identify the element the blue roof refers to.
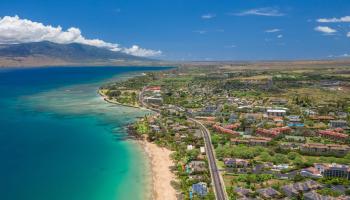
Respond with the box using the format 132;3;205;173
192;182;208;197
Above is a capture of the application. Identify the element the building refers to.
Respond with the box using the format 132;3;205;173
192;182;208;197
282;180;322;198
300;143;350;156
200;147;205;154
256;127;291;138
267;109;286;117
303;191;336;200
256;187;281;199
143;97;163;105
213;124;240;137
309;115;335;121
235;187;253;198
231;137;272;146
223;158;249;168
329;120;348;129
187;161;206;174
315;163;350;180
300;167;323;179
317;130;348;140
270;98;288;105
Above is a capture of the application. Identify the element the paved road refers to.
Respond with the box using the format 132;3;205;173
139;88;227;200
190;118;228;200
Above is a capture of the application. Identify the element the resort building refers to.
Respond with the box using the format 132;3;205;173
256;126;291;138
231;137;271;146
212;124;240;137
317;129;349;140
300;143;350;156
315;163;350;180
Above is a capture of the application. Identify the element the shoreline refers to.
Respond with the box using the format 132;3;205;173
137;138;178;200
98;89;178;200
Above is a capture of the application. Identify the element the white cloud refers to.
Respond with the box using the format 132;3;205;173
328;53;350;58
277;34;283;38
347;32;350;37
314;26;337;34
317;16;350;23
265;28;281;33
193;30;207;34
0;15;161;57
234;7;284;17
201;14;216;19
122;45;161;57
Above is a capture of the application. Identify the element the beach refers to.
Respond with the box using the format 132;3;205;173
139;138;178;200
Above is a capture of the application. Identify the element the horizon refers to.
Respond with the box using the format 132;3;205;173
1;0;350;61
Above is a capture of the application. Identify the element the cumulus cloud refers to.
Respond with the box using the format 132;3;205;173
314;26;337;34
122;45;161;57
0;15;161;57
347;32;350;37
201;14;216;19
317;16;350;23
265;28;281;33
234;7;284;17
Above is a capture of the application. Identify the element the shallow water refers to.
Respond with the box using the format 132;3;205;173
0;66;166;200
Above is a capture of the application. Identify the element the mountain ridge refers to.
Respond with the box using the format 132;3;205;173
0;41;158;67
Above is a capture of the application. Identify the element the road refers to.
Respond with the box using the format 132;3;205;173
139;87;227;200
190;118;228;200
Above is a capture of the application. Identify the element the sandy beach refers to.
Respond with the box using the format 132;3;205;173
139;139;178;200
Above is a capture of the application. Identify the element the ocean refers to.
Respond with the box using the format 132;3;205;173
0;66;167;200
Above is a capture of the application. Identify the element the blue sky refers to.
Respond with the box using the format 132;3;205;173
1;0;350;60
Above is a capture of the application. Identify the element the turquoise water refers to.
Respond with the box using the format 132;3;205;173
0;66;166;200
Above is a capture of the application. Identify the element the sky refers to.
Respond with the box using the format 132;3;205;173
1;0;350;61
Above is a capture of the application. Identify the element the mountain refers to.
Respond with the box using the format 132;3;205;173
0;41;157;67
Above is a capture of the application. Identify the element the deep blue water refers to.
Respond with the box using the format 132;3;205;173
0;66;167;200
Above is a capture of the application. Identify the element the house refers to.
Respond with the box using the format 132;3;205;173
315;163;350;180
266;109;286;117
303;191;336;200
192;182;208;197
223;158;249;168
282;180;322;197
234;187;253;198
329;120;348;129
187;161;206;174
300;167;323;179
187;145;194;151
300;143;350;156
228;113;239;123
257;187;281;199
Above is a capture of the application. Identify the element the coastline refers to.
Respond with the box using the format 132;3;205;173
138;138;178;200
98;89;178;200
